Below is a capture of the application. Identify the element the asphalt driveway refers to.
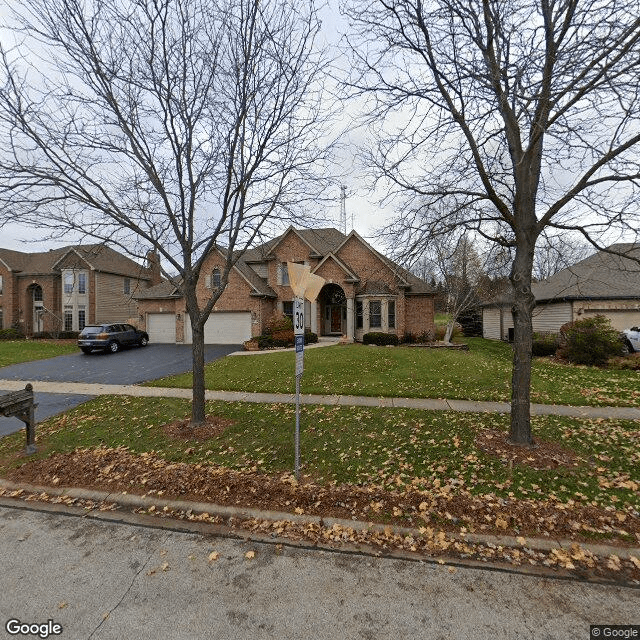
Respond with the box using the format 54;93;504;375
0;343;240;385
0;343;240;437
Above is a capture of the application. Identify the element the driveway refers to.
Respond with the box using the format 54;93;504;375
0;344;240;436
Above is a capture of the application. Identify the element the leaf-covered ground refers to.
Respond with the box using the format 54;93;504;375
0;395;638;581
148;339;640;407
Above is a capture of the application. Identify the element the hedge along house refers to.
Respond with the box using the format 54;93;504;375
482;243;640;340
0;245;162;335
134;227;435;345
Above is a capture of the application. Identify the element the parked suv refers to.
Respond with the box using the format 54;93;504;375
621;327;640;353
78;323;149;354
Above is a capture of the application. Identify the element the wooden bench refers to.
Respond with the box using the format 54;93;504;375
0;384;37;454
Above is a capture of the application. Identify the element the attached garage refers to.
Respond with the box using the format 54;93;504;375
147;313;177;344
185;311;251;344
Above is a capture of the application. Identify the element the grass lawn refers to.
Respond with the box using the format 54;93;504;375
149;338;640;407
0;395;637;545
0;340;78;368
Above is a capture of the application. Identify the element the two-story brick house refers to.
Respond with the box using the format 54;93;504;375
0;245;161;335
135;227;434;344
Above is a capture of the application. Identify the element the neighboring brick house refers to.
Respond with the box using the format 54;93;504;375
134;227;435;345
482;243;640;340
0;245;161;335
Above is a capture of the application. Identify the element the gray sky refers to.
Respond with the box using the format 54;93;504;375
0;0;392;254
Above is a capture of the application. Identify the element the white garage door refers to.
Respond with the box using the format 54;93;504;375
185;312;251;344
147;313;176;344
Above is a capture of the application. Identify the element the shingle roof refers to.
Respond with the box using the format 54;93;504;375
532;243;640;301
0;244;155;279
133;279;180;300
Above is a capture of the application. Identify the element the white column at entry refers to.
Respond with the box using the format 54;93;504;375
346;298;354;342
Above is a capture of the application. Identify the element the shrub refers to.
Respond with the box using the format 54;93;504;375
457;310;483;337
304;331;318;344
402;330;434;344
264;314;293;335
557;315;625;366
363;332;399;346
532;332;560;357
0;328;24;340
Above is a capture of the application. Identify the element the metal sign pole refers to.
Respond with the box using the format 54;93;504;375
293;296;304;480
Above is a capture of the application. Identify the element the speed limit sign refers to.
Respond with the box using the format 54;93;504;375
293;297;304;336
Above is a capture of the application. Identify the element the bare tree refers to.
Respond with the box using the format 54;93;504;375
414;233;488;343
533;233;594;281
345;0;640;444
0;0;330;425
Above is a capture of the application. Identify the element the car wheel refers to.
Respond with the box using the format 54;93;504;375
80;347;92;354
139;336;148;347
626;340;635;354
108;341;120;354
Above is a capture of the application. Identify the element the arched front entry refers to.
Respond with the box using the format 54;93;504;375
26;284;44;335
319;283;347;336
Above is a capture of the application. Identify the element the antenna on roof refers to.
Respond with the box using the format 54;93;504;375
340;185;348;234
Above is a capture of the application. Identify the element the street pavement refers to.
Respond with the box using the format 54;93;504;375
0;503;638;640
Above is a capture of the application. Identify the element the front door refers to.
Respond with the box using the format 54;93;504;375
331;307;342;333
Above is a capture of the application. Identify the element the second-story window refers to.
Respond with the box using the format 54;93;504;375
64;273;74;294
78;272;87;295
281;262;290;286
123;277;131;295
212;269;221;290
0;274;3;295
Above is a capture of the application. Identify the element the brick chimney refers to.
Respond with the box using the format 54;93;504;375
146;250;162;286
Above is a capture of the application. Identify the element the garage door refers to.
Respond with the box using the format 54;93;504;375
185;312;251;344
147;313;176;343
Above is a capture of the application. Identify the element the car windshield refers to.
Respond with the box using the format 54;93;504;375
80;326;104;335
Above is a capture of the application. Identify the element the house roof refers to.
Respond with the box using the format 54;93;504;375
0;244;155;279
532;243;640;302
242;227;348;262
133;279;181;300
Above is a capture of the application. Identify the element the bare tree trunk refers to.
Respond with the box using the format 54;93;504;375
190;318;207;427
509;239;536;445
443;321;455;344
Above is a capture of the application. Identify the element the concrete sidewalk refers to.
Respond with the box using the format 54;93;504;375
1;378;640;420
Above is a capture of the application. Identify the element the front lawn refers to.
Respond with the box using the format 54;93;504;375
0;340;78;368
149;338;640;407
0;395;638;547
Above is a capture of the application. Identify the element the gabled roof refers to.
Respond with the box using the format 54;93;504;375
133;279;181;300
242;227;348;262
532;243;640;302
0;244;155;279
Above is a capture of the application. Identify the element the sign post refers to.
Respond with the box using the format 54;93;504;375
287;263;325;479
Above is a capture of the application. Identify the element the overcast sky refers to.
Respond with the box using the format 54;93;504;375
0;0;393;254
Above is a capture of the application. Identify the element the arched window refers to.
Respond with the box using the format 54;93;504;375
212;268;221;289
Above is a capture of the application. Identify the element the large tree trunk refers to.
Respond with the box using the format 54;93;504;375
509;239;537;445
188;309;207;427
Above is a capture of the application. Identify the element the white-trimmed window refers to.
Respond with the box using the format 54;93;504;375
283;300;294;324
123;277;131;295
64;273;74;294
369;300;382;328
388;300;396;329
64;305;73;332
78;306;86;331
281;262;290;286
78;272;87;295
212;268;221;290
356;301;363;329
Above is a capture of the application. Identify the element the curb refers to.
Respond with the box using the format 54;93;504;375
1;478;638;562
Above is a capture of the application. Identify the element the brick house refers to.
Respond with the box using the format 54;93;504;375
135;227;435;344
0;245;161;335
